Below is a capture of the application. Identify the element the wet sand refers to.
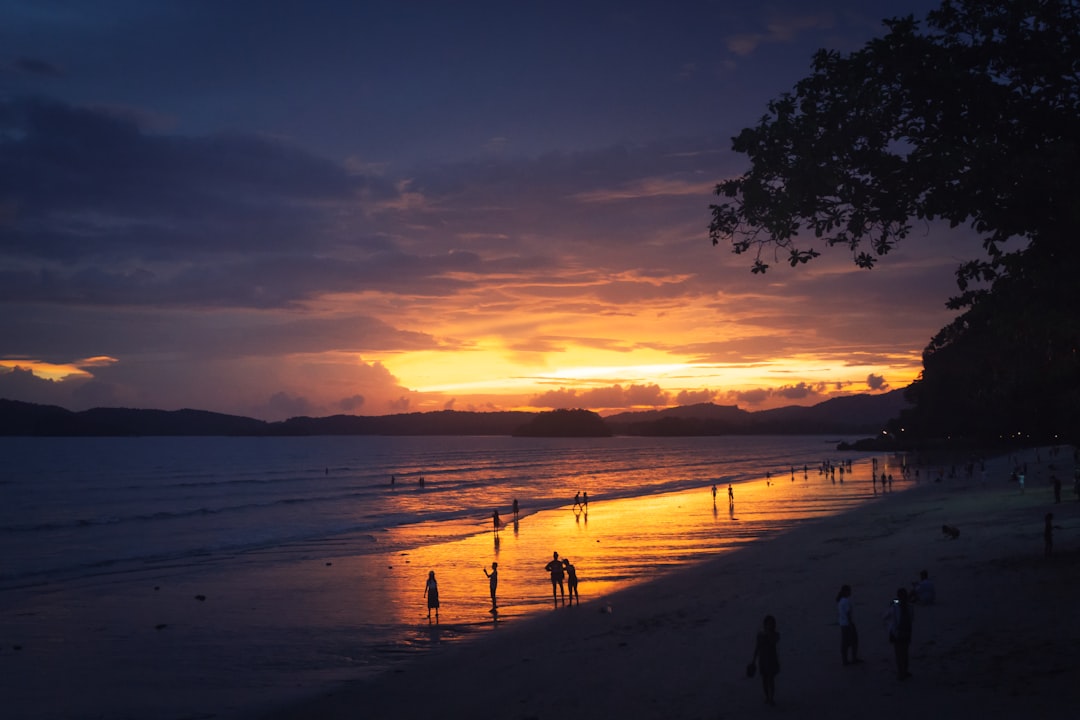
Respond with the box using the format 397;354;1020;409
260;447;1080;720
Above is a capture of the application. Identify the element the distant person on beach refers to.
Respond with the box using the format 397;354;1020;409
513;498;519;520
1044;513;1054;557
562;557;579;605
887;588;913;680
424;570;440;623
493;509;501;535
583;491;588;509
751;614;780;705
728;484;734;506
574;492;581;510
483;562;498;610
545;551;566;607
913;570;935;605
712;484;717;502
836;585;862;665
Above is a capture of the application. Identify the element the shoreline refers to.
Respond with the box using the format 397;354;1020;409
259;447;1079;720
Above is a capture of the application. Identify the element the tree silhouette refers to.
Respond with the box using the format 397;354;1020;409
710;0;1080;441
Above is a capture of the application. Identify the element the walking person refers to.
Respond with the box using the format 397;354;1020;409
750;615;780;705
545;551;566;607
424;570;440;623
836;584;862;665
483;562;498;611
887;588;913;680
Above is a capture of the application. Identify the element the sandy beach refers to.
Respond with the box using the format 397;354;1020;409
261;447;1079;720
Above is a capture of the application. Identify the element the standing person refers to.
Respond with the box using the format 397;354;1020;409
573;492;581;510
728;484;735;506
582;491;588;510
1044;513;1054;558
424;570;440;623
836;585;862;665
712;484;718;502
483;562;498;611
562;558;579;605
492;509;501;535
750;615;780;705
512;498;519;521
887;588;913;680
545;551;566;607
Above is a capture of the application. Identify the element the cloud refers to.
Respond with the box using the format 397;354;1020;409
267;391;313;419
866;373;889;391
529;383;671;411
675;388;718;405
726;382;826;407
726;13;835;56
12;57;65;77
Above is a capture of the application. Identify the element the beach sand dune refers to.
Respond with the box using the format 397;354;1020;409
261;449;1079;720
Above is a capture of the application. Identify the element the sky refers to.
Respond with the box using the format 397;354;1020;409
0;0;979;421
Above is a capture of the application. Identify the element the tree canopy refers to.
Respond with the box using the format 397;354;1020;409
710;0;1080;442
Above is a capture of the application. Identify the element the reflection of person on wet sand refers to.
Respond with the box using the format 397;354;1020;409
562;558;579;605
545;551;566;607
483;562;498;610
424;570;440;623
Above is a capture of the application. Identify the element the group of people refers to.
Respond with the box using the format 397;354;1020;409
749;575;930;705
422;549;582;623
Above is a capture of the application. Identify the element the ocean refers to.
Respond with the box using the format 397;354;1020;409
0;434;905;719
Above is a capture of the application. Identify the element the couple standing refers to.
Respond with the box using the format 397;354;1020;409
545;551;579;606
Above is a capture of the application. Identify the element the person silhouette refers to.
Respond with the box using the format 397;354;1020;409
562;558;579;605
512;498;519;520
573;492;581;510
1045;513;1054;557
836;584;862;665
728;484;734;506
751;615;780;705
483;562;498;610
424;570;440;623
887;588;913;680
492;509;501;535
545;551;566;607
582;491;588;510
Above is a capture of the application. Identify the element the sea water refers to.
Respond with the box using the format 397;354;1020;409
0;434;903;719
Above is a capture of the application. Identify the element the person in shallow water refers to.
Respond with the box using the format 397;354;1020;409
424;570;440;623
545;551;566;607
483;562;498;610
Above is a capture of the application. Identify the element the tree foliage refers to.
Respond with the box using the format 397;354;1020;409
711;0;1080;441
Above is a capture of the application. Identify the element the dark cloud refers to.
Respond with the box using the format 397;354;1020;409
338;394;365;412
866;373;889;391
12;57;64;77
267;391;313;419
530;383;671;410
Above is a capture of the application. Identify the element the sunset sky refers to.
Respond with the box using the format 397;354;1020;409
0;0;981;420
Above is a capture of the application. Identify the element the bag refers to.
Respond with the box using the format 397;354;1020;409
746;661;757;678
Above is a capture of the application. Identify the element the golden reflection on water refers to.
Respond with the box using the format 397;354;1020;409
377;473;879;631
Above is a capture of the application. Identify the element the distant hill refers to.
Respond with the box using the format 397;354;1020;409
605;389;909;436
0;390;910;437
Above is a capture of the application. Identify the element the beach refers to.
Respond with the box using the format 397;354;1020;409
262;447;1080;720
